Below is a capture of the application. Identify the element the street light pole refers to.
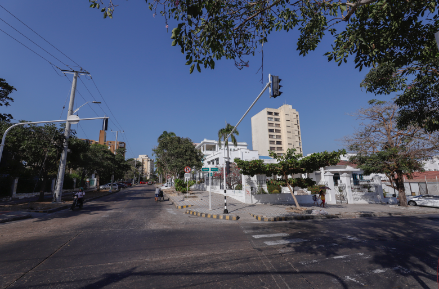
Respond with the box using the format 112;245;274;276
222;77;272;214
54;70;90;202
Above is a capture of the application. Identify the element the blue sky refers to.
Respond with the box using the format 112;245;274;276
1;1;391;160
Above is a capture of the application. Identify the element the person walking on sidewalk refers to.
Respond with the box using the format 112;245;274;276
155;187;160;202
319;190;326;208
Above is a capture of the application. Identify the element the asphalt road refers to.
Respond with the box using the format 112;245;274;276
1;185;438;288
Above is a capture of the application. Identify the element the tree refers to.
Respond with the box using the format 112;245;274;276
218;123;239;188
153;135;203;180
344;100;439;206
91;1;439;129
158;131;176;142
235;148;345;208
211;162;242;189
0;78;16;122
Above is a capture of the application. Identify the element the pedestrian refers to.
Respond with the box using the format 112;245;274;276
319;189;326;208
155;187;160;202
312;193;318;206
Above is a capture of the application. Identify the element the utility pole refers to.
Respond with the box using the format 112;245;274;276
110;130;122;192
54;70;90;202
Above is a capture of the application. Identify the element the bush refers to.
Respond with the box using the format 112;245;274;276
235;184;242;190
175;179;196;193
257;187;267;194
271;189;280;194
307;185;326;195
267;182;281;194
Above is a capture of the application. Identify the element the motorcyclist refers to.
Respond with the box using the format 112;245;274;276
74;187;85;207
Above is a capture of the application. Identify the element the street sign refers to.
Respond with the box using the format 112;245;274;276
211;168;219;172
184;166;191;173
201;168;209;172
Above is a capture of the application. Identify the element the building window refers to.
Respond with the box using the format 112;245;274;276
276;141;282;145
268;123;274;127
268;129;274;132
277;153;283;156
287;125;290;127
274;112;279;116
285;114;289;116
275;129;281;133
270;147;276;150
275;124;280;127
274;118;280;121
288;143;292;145
287;131;291;133
286;119;290;121
276;135;282;139
269;141;275;144
269;135;275;139
268;117;273;121
276;147;283;151
267;111;273;115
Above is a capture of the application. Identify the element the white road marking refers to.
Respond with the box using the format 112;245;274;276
252;233;289;239
300;253;369;265
166;209;177;215
264;238;308;246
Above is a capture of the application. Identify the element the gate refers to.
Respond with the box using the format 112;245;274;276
335;184;348;204
419;183;428;195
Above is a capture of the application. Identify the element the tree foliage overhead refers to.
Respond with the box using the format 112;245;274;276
344;100;439;206
89;0;439;131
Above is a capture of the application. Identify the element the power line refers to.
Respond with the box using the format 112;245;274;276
0;16;71;69
0;27;61;70
0;4;83;69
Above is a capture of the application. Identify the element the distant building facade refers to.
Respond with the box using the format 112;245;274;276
136;155;154;179
81;130;126;157
251;104;302;157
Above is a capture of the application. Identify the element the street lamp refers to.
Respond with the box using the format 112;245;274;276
53;99;101;202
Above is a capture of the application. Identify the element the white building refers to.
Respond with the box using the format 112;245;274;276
251;104;303;157
195;139;259;167
136;155;154;179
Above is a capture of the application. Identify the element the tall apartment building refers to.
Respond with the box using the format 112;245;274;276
251;104;302;157
81;130;126;157
136;155;154;179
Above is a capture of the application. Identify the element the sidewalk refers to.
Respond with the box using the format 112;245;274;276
164;190;439;222
0;211;32;223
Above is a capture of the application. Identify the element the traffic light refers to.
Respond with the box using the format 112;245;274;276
103;118;108;131
226;161;230;175
271;75;283;98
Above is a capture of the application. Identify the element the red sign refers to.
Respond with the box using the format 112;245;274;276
184;166;191;173
167;175;171;179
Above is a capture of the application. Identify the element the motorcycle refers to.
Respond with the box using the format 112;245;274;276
71;195;84;210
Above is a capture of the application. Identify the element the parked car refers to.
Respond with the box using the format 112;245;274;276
148;181;152;185
408;195;439;207
139;181;146;184
99;183;118;190
117;183;127;188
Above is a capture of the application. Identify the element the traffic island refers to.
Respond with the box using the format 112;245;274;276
186;209;239;221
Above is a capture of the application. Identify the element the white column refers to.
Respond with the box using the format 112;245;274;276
319;167;325;184
243;174;253;204
324;172;336;204
340;173;354;204
373;175;385;203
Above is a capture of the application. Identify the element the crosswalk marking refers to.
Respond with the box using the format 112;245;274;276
252;233;289;239
264;238;308;246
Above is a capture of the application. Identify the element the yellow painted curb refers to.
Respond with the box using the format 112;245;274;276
185;209;239;221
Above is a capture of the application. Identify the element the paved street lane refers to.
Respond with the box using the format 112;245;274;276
1;185;439;288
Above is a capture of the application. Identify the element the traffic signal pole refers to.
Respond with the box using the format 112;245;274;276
223;78;272;214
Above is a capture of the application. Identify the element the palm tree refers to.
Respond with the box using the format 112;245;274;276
158;131;176;143
218;124;239;149
218;124;239;190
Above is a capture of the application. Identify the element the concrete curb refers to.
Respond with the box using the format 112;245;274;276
249;213;340;222
249;211;409;222
163;193;192;209
0;213;32;223
186;209;239;221
27;190;121;213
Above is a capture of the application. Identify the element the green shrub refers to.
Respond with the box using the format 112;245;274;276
174;179;196;193
267;182;281;194
271;189;280;194
257;187;267;194
235;184;242;190
307;185;326;195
